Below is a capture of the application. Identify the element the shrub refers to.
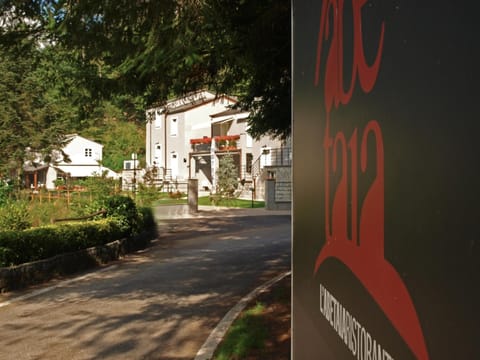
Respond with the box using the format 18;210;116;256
0;218;126;267
0;246;15;267
0;201;31;231
104;195;139;235
76;174;119;199
0;181;14;206
0;195;156;267
137;206;155;229
216;153;239;198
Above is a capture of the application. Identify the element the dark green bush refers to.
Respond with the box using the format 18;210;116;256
104;195;139;234
137;206;155;229
0;218;126;267
0;195;157;267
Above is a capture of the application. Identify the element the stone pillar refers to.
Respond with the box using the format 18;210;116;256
265;179;276;210
188;178;198;213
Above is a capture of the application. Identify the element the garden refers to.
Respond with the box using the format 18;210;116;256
0;176;157;269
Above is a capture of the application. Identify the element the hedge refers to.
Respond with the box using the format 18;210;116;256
0;193;156;268
0;218;128;267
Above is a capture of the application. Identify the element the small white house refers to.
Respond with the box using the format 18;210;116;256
24;134;119;190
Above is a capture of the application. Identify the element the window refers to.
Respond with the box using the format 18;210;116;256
246;153;253;173
85;148;92;157
154;143;162;164
170;118;178;136
155;111;162;128
260;147;271;167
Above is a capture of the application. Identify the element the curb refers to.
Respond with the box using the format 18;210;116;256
194;270;291;360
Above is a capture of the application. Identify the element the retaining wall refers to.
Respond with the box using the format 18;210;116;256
0;230;154;292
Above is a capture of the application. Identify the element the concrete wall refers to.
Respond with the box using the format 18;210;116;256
264;166;292;210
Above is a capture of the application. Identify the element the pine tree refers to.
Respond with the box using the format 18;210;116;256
216;154;238;198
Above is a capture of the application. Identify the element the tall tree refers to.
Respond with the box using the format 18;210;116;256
204;1;291;139
0;41;71;180
0;3;149;179
1;0;291;139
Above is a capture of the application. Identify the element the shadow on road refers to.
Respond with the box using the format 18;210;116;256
0;210;291;360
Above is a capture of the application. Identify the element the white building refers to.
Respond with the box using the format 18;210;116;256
145;90;290;197
145;90;237;182
24;134;118;190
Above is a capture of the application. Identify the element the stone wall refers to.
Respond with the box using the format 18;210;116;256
0;230;154;292
264;166;292;210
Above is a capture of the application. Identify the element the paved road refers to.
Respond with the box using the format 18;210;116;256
0;207;291;360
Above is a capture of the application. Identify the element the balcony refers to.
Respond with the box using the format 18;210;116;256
190;135;240;153
190;137;212;152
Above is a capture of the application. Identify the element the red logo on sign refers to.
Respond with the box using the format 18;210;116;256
313;2;429;359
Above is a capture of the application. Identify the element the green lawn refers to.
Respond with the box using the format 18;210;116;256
153;197;188;205
152;194;265;208
198;196;265;208
213;302;267;360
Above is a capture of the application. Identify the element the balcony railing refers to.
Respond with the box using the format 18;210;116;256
190;134;240;152
251;147;292;178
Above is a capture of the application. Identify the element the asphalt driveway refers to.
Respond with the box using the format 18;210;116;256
0;206;291;360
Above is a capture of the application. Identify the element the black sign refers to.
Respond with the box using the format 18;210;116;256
292;1;479;359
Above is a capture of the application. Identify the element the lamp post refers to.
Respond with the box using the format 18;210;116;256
131;152;137;196
250;186;255;208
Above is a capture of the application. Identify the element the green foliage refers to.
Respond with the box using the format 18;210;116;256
2;0;291;139
81;110;145;172
216;154;239;198
137;207;155;230
104;195;139;235
69;175;120;217
0;201;31;231
135;184;161;207
28;200;72;227
0;38;107;182
0;181;14;206
0;14;146;182
0;186;157;266
77;174;119;199
199;196;264;209
205;1;291;140
0;218;126;267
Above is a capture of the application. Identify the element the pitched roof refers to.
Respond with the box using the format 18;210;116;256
210;108;250;123
147;90;237;115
